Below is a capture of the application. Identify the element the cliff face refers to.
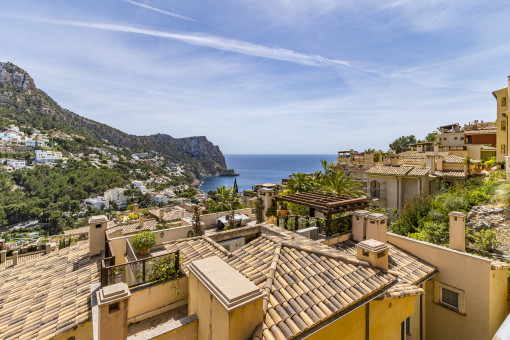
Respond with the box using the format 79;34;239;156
0;62;37;94
0;61;235;178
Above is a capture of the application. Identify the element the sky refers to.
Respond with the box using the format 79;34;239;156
1;1;509;154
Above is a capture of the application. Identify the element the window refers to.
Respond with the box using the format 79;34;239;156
441;288;459;308
460;137;464;140
405;317;411;336
503;97;507;107
434;281;465;314
502;120;506;131
502;144;506;155
370;180;380;198
454;137;458;140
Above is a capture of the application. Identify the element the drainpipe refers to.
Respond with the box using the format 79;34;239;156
503;113;509;159
366;302;370;340
395;176;400;209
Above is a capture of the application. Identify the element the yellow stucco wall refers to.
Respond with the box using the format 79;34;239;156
489;270;508;337
388;233;507;340
307;296;416;340
495;85;510;162
54;320;93;340
128;276;189;322
151;318;198;340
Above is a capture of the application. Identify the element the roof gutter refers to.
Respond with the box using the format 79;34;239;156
296;279;400;339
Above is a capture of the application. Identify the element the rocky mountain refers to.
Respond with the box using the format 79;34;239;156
0;62;236;178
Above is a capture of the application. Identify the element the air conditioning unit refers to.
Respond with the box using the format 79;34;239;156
219;237;245;252
296;226;319;240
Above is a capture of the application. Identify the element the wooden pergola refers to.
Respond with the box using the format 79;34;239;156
274;192;368;219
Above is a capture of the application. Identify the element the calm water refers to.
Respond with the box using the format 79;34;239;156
200;154;337;193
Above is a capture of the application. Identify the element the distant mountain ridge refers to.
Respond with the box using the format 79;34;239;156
0;61;236;178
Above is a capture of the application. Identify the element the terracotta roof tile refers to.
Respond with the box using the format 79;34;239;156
366;165;414;176
0;241;99;339
435;170;466;178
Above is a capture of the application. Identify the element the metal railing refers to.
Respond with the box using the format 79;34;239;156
101;250;180;288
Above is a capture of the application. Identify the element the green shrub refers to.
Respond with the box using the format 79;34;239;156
132;231;157;251
409;221;448;245
472;229;500;253
390;195;432;235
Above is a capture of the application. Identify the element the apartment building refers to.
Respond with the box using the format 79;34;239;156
495;76;510;162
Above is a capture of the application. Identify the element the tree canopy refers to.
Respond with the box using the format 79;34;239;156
389;135;417;153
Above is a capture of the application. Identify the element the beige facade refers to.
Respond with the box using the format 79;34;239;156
494;76;510;162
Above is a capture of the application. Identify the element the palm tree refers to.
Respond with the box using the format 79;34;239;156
465;157;472;177
287;172;316;193
319;170;364;197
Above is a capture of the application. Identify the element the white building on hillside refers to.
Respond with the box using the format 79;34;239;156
132;180;147;193
84;196;109;210
104;188;129;208
6;159;26;169
35;150;62;164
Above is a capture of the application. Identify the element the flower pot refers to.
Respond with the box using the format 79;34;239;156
139;248;151;256
279;209;289;216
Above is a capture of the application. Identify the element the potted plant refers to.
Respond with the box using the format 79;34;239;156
132;230;157;256
279;203;289;216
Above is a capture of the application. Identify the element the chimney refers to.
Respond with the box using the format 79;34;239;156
356;239;389;270
383;156;391;166
436;156;444;171
159;209;165;219
89;215;109;256
45;242;55;255
0;250;5;263
352;210;371;242
449;211;466;252
434;143;439;155
12;251;18;266
116;212;121;222
133;204;139;215
426;155;436;175
138;214;144;227
96;283;131;340
389;156;398;166
365;213;388;243
188;256;264;340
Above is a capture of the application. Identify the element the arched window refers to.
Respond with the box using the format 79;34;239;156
370;180;380;198
502;144;506;155
503;97;507;107
502;120;506;131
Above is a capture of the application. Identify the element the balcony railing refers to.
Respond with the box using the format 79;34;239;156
101;250;181;287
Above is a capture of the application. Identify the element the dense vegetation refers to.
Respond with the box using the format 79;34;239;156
389;172;506;253
0;160;131;233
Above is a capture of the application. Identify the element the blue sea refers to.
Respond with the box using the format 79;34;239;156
200;154;337;193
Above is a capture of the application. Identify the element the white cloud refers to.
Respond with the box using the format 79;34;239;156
121;0;201;23
2;14;384;78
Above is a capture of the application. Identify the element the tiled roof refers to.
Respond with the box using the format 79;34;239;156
0;251;44;271
230;236;398;340
332;240;436;286
161;208;191;222
366;165;413;176
0;241;100;339
400;156;426;163
121;219;158;235
162;237;230;273
407;167;430;176
435;170;466;178
64;225;90;236
464;129;496;135
481;145;496;150
443;155;465;164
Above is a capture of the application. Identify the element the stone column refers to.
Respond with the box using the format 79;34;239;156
449;211;466;252
97;283;131;340
12;251;18;266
